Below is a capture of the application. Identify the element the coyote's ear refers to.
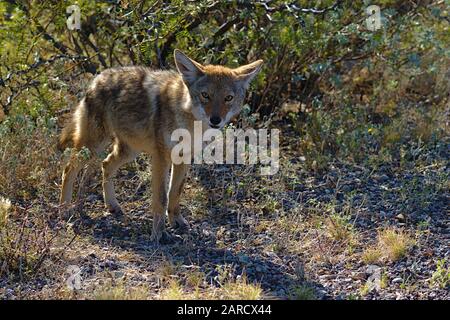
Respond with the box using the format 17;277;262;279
234;59;264;89
174;49;204;85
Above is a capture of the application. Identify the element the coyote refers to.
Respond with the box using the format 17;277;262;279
59;49;263;243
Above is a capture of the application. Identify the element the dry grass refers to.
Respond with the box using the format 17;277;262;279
361;228;415;265
378;228;415;262
152;258;263;300
0;197;11;230
159;280;186;300
325;213;355;242
0;118;60;200
93;280;150;300
220;276;262;300
0;204;65;279
362;247;383;264
157;274;262;300
185;270;206;288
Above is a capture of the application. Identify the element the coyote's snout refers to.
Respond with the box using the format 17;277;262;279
59;49;263;243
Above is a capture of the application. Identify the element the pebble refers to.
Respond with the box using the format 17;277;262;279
392;277;403;284
379;211;393;219
86;194;98;202
366;265;381;274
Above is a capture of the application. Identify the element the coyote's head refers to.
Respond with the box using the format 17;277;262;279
174;49;263;129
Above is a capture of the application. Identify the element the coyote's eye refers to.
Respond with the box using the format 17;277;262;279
225;95;233;102
201;92;210;99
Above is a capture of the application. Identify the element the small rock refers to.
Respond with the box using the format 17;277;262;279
99;259;118;270
255;264;264;273
238;254;250;264
366;265;381;274
395;292;404;300
392;277;402;284
379;211;393;219
86;194;98;202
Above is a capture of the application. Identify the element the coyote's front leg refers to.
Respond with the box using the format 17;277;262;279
168;163;189;231
150;153;172;243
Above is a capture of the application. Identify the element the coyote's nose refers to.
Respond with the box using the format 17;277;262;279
209;116;221;128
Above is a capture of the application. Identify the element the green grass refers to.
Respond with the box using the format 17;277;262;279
289;284;317;300
430;259;449;289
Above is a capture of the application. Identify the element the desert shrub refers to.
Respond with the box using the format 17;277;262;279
1;1;447;128
0;115;66;281
0;0;450;175
0;202;67;280
0;115;60;200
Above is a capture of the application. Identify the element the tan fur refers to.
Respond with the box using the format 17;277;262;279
59;50;263;243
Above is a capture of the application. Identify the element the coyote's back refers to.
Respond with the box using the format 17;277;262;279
58;66;182;154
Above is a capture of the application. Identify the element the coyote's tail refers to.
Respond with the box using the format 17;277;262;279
57;98;107;152
58;99;87;151
58;115;76;151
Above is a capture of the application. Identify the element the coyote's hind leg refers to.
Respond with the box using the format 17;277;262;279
60;152;84;205
102;141;137;215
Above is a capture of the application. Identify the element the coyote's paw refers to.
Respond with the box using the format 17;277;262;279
106;204;124;217
60;207;75;221
150;230;178;245
150;230;183;245
169;214;190;233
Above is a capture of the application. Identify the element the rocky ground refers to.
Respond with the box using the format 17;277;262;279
0;135;448;300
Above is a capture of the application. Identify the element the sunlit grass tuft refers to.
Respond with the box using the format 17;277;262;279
0;197;11;229
378;228;414;262
220;276;262;300
362;247;383;264
93;281;149;300
159;280;185;300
